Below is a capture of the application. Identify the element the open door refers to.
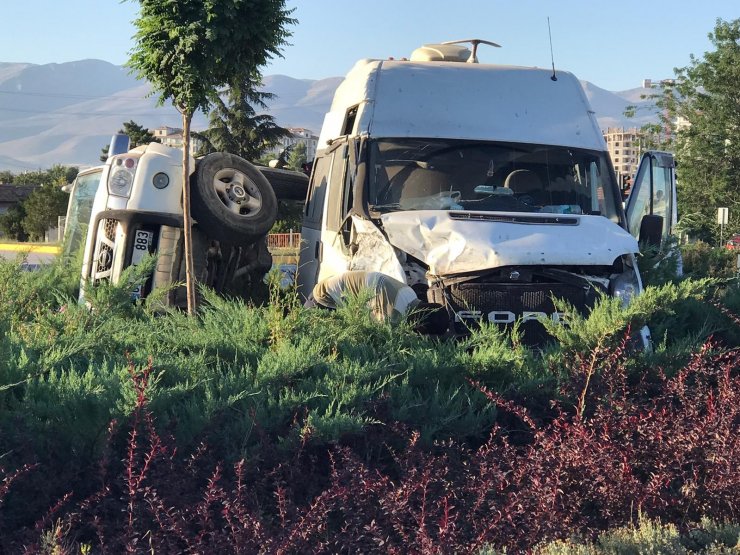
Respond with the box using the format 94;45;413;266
625;151;677;244
625;150;682;275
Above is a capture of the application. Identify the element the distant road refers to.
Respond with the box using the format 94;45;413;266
0;243;59;266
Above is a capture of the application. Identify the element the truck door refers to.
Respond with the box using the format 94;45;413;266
625;151;677;245
297;154;331;300
625;150;682;275
296;141;352;300
298;140;352;298
318;142;353;284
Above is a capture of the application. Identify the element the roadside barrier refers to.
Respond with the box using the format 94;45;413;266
0;243;61;254
267;232;301;249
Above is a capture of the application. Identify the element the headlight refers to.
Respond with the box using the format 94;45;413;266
109;167;133;197
152;172;170;189
610;268;640;307
108;156;139;198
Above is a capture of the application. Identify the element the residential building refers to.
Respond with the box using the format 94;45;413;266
152;126;203;155
603;127;641;184
0;184;38;239
264;127;319;161
0;184;37;216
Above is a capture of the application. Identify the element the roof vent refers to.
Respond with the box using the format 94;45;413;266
410;43;471;63
411;39;502;63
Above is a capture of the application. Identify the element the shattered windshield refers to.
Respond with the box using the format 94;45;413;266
367;139;622;223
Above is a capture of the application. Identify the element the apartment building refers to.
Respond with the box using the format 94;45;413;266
152;126;203;155
603;127;641;184
264;127;319;161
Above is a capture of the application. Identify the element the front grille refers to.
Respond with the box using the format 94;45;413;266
91;218;119;283
102;218;117;241
430;280;603;345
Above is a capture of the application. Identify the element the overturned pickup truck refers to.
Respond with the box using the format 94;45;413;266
297;40;677;343
66;136;307;306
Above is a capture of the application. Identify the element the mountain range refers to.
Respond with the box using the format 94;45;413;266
0;59;656;172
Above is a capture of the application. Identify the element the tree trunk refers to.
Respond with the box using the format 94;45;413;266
182;112;197;315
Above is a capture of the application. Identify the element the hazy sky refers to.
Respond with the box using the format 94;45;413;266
2;0;737;91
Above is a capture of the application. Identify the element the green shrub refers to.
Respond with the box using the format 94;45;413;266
1;256;737;472
637;236;683;286
477;518;740;554
0;259;522;465
1;254;739;550
681;241;737;278
530;518;740;554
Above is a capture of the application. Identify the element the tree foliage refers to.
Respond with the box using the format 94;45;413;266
671;18;740;241
0;203;27;241
0;166;77;241
624;83;680;154
100;120;159;162
21;182;70;242
7;165;78;187
287;141;307;170
194;77;289;161
127;0;295;313
128;1;294;116
21;166;77;241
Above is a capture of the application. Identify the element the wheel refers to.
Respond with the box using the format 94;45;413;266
191;153;278;244
257;166;309;201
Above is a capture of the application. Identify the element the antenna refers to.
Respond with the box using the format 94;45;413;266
547;17;557;81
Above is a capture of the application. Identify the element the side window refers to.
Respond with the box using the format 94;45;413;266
339;154;356;244
342;105;359;136
651;165;672;236
627;159;652;238
325;145;349;232
342;162;354;220
627;154;675;239
304;155;331;229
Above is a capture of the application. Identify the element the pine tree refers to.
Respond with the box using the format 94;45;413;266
195;77;290;161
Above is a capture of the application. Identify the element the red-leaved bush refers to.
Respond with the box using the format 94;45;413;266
3;340;739;553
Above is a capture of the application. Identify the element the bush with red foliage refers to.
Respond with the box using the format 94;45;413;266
3;339;739;553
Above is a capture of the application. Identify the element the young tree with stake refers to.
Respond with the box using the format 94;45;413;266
127;0;294;314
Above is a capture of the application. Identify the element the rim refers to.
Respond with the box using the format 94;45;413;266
211;168;263;217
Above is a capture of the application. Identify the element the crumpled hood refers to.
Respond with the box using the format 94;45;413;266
379;210;638;275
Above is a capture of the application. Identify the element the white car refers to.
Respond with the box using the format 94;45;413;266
70;136;307;306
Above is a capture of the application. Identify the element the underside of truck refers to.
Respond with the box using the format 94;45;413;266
83;151;308;308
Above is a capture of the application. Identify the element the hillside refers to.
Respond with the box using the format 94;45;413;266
0;59;655;171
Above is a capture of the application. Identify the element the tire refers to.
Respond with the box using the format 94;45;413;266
191;153;278;244
257;166;309;201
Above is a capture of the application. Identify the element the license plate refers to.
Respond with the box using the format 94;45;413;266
131;229;153;300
